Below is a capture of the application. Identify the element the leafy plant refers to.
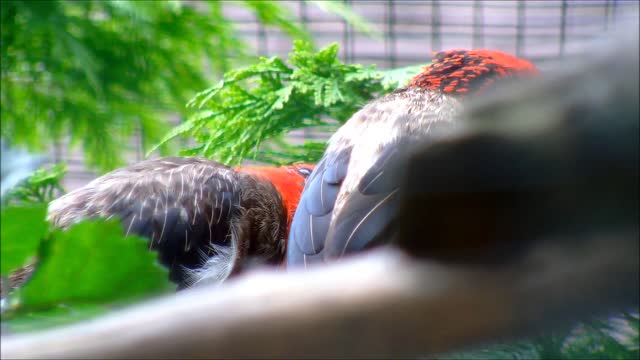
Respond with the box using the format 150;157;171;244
2;163;67;206
0;142;47;199
1;216;174;333
0;204;48;276
1;0;334;173
17;219;173;311
440;311;639;360
149;40;424;165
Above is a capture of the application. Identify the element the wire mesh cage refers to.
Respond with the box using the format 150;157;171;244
55;0;639;190
241;0;633;68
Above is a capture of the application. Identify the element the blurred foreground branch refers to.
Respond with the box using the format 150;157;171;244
1;234;637;359
396;19;639;265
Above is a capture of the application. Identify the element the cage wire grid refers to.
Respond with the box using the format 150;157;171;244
52;0;639;191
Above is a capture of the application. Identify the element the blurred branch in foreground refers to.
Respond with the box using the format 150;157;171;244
396;19;639;267
0;237;637;359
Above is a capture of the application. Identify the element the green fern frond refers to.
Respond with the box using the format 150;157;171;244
156;40;426;166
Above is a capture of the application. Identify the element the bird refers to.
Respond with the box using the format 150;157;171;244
46;157;314;289
286;49;540;268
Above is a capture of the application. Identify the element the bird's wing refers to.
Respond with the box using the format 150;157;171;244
286;139;422;266
321;112;461;261
321;140;411;260
47;157;242;288
287;89;461;267
286;147;352;267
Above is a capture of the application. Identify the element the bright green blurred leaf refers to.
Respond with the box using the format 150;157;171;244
18;219;173;310
242;0;313;44
2;163;67;206
307;0;381;39
0;204;48;276
379;64;426;90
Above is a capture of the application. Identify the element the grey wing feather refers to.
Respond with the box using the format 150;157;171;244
287;89;460;267
286;149;351;267
321;140;409;259
321;112;460;260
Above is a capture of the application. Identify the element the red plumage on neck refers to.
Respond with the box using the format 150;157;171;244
408;49;540;95
236;164;314;230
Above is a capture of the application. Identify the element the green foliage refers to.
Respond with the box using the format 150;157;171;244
18;219;173;310
1;215;174;332
244;0;312;44
1;143;47;200
307;0;381;39
547;312;639;359
0;0;315;173
150;41;424;165
0;205;48;276
1;163;67;276
379;64;426;89
2;163;67;206
441;311;640;360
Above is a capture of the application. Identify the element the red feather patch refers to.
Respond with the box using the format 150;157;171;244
409;49;540;95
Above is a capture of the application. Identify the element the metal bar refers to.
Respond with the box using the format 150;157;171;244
229;17;620;28
431;0;442;52
604;0;611;30
516;0;526;57
299;0;312;142
560;0;568;56
257;20;268;56
386;0;397;68
349;0;355;63
472;0;484;48
343;0;352;63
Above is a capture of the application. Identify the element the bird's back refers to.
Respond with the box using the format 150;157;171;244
47;157;287;288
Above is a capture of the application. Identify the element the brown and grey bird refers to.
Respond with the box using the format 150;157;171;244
47;157;314;289
287;49;540;268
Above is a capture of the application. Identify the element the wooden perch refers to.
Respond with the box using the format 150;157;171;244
2;231;637;359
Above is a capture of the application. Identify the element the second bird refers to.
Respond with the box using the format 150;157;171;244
287;49;540;268
47;157;314;289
